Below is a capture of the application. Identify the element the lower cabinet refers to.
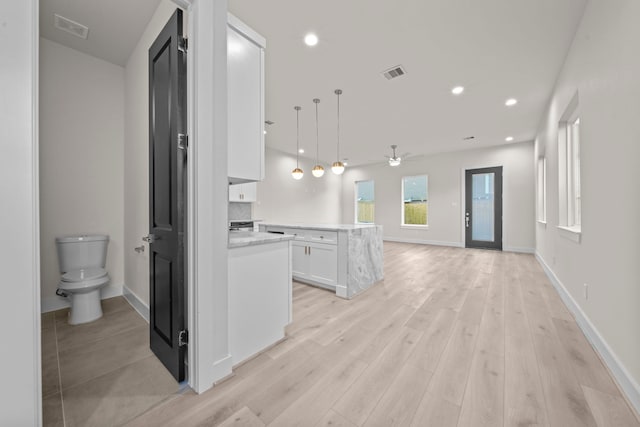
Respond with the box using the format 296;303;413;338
291;240;337;288
228;240;291;365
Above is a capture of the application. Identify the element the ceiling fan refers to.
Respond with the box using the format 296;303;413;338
384;144;410;167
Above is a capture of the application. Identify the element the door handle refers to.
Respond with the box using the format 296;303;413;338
465;213;470;228
308;246;311;255
142;234;158;243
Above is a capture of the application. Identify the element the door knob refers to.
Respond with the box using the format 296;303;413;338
142;234;158;243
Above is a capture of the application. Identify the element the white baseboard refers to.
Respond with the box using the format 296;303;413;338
535;252;640;417
41;283;123;313
384;238;534;254
383;237;464;248
503;246;535;254
123;284;150;323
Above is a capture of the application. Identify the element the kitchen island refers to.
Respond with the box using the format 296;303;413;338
259;223;384;299
228;231;294;365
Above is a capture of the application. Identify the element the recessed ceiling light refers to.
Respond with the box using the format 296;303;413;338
505;136;514;142
505;98;518;107
451;86;464;95
304;33;318;46
298;148;305;154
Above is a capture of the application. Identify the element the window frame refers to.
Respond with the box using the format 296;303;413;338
354;180;375;224
557;92;581;242
401;174;429;228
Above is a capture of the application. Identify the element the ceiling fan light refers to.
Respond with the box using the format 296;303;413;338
331;161;345;175
389;158;401;167
312;165;325;177
292;167;304;180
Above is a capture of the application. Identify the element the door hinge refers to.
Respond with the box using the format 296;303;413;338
178;133;188;150
179;329;188;347
178;37;188;53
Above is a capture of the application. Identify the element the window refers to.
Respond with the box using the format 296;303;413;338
355;180;374;223
558;92;581;240
402;175;428;226
567;118;581;227
537;157;546;223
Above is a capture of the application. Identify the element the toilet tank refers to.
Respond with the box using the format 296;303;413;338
55;235;109;273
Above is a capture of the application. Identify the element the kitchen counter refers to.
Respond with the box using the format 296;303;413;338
259;223;384;299
228;230;294;248
259;223;378;232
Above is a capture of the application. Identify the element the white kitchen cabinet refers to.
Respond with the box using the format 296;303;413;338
228;14;265;184
228;182;257;202
288;234;338;289
229;240;292;365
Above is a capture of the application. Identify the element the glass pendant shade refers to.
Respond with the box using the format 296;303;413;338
389;158;401;167
331;161;345;175
292;167;304;180
312;165;325;177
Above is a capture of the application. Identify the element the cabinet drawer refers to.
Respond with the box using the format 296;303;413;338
265;227;305;240
307;230;338;244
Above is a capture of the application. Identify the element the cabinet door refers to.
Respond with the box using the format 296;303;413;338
308;242;338;287
228;183;243;202
291;241;310;280
227;23;264;182
242;182;257;202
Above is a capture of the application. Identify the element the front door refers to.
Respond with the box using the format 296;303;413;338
148;8;187;382
465;167;503;250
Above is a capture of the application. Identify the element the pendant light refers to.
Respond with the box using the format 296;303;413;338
332;89;345;175
292;106;304;180
312;98;325;177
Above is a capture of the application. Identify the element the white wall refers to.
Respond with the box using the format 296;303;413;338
254;148;342;224
39;38;125;312
0;0;41;424
534;0;640;409
342;142;535;251
124;0;183;306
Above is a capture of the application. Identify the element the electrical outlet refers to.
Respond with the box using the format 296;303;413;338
584;283;589;300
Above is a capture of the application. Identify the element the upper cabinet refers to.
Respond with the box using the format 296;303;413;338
228;14;266;184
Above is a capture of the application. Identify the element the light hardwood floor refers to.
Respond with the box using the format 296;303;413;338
116;242;637;426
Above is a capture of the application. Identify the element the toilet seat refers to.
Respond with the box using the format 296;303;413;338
59;268;109;290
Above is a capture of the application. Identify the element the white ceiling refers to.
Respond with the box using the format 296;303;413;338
40;0;162;66
39;0;588;167
229;0;587;166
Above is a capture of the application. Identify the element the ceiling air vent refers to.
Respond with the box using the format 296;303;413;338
382;65;406;80
54;14;89;40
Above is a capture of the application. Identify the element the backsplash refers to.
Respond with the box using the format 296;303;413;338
229;202;252;220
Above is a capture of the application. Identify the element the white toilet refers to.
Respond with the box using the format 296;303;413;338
56;234;110;325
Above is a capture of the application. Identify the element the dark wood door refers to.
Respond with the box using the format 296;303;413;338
465;166;503;250
148;8;187;382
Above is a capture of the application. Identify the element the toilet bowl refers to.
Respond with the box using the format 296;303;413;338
55;235;110;325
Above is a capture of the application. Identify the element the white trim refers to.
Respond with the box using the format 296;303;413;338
537;220;547;227
536;252;640;416
557;225;582;243
123;284;150;322
400;224;429;230
384;237;464;248
503;246;535;254
227;13;266;49
187;0;231;394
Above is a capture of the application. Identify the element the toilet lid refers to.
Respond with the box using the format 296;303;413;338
61;268;108;282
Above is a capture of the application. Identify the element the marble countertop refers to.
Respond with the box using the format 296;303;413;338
228;231;295;249
260;223;379;232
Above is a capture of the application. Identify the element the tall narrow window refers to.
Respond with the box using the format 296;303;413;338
402;175;428;226
355;180;375;224
537;157;546;223
558;92;581;240
568;118;581;227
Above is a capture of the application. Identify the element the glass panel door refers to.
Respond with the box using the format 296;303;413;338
465;167;502;250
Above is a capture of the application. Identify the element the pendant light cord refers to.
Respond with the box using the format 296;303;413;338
336;91;341;159
295;106;301;168
315;99;320;163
